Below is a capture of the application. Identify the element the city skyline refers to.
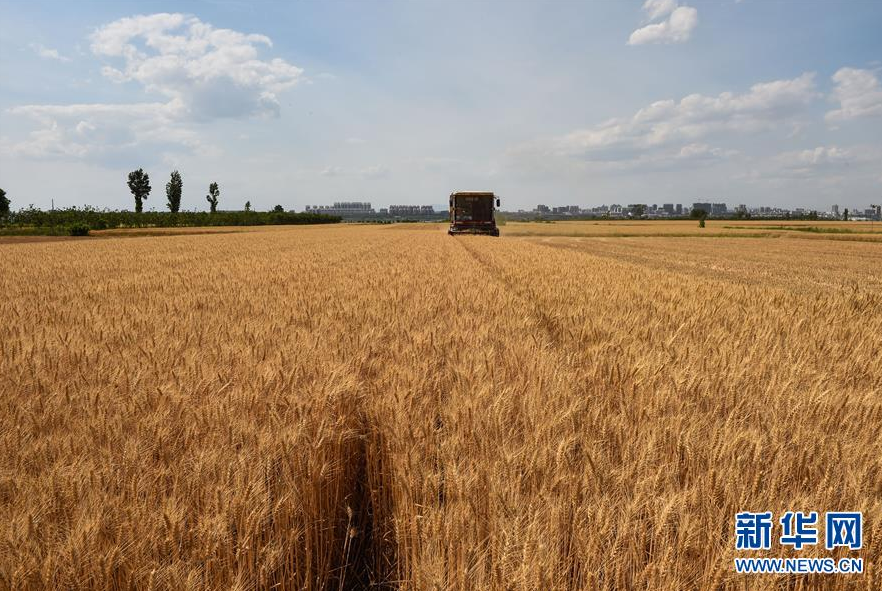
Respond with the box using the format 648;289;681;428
1;1;881;212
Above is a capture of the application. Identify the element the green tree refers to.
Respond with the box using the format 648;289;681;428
127;169;151;213
843;208;849;221
630;204;646;217
272;204;284;213
206;182;220;213
690;207;708;219
0;187;9;219
68;222;90;236
166;170;183;213
245;200;251;212
699;218;706;228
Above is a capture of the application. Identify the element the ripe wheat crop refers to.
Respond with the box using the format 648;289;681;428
1;223;880;590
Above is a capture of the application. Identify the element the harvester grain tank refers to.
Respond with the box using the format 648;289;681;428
448;191;500;236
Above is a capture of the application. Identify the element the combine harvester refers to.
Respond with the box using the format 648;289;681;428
448;191;501;237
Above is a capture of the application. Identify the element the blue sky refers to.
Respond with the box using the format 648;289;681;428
1;0;881;212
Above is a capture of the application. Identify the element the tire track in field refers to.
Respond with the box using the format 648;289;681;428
456;238;572;354
455;237;643;392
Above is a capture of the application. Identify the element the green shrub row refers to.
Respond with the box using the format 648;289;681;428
4;206;342;231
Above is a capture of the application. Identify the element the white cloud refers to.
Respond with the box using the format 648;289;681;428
505;73;817;179
826;68;882;122
642;0;678;21
319;166;344;177
6;13;303;162
29;43;71;62
739;145;882;185
676;143;738;160
5;101;208;162
775;145;851;177
317;165;390;179
628;2;698;45
90;13;303;119
772;145;882;176
10;102;181;121
551;73;816;158
784;146;852;166
359;165;390;179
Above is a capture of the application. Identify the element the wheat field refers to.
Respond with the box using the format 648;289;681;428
1;222;880;590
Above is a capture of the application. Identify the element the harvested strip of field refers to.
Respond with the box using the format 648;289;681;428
502;220;882;241
1;223;880;590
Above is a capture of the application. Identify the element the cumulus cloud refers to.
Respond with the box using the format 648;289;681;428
754;144;882;182
676;143;738;160
319;166;344;177
506;73;817;176
90;13;302;119
359;165;390;179
5;101;206;162
628;1;698;45
826;68;882;122
29;43;70;62
317;165;390;179
642;0;678;21
777;145;850;174
6;13;303;162
776;145;874;172
556;73;815;157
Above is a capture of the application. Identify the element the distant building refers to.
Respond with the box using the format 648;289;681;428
627;203;647;216
832;204;840;218
548;205;580;215
675;204;683;215
389;205;435;215
306;202;374;216
662;203;675;214
536;204;550;213
693;202;712;215
712;203;727;216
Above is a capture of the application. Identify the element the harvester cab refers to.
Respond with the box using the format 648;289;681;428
448;191;501;237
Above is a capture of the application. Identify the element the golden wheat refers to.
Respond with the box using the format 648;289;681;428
1;222;880;590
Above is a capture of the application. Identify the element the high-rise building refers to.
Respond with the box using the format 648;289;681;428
832;204;840;218
305;202;374;215
389;205;435;215
693;202;712;215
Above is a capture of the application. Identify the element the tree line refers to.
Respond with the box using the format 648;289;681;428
0;169;341;236
126;168;264;214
